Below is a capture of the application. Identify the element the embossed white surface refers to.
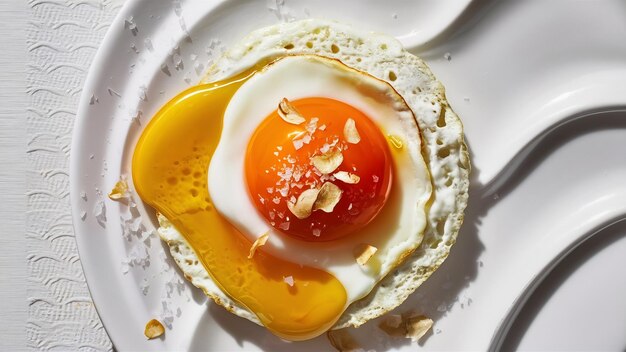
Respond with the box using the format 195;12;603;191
24;0;122;351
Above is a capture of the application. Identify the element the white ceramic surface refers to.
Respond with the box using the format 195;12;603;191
70;0;626;350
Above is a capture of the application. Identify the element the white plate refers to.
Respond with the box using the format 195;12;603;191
70;0;626;350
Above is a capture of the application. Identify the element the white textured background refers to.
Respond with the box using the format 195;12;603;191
1;0;121;350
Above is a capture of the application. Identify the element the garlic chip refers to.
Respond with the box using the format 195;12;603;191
287;188;320;219
108;178;129;201
313;182;342;213
278;98;306;125
311;150;343;174
248;232;269;259
354;243;378;265
378;314;405;337
378;313;434;343
406;316;434;342
343;118;361;144
327;329;361;352
333;171;360;184
144;319;165;339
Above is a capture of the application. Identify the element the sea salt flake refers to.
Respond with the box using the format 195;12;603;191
160;63;171;76
194;61;204;75
94;201;106;227
140;278;150;295
144;38;154;52
138;85;148;101
283;275;294;286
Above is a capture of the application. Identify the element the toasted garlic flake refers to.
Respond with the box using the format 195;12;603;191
248;232;270;259
333;171;360;184
144;319;165;339
327;329;361;352
287;188;320;219
378;313;434;343
354;243;378;265
311;150;343;174
108;178;129;201
406;316;434;342
278;98;306;125
313;182;342;213
343;118;361;144
378;314;405;337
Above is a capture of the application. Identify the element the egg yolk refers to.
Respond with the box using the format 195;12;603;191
132;64;347;341
245;98;393;241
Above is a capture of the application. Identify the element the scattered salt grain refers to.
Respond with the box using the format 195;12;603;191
444;52;452;61
173;0;182;16
80;211;87;221
160;63;171;76
140;278;150;295
283;275;294;286
107;87;121;97
94;200;106;227
144;38;154;52
124;16;138;35
121;260;130;274
138;85;148;101
80;191;87;201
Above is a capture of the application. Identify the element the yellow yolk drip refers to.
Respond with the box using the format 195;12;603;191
132;67;347;341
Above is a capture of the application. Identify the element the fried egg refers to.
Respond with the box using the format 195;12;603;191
133;19;470;341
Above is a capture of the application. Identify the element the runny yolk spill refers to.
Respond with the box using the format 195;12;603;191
132;66;347;341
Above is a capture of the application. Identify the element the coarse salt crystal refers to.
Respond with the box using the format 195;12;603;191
144;38;153;52
94;201;106;226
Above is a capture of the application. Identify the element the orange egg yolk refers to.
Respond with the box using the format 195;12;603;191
132;63;347;341
245;97;393;241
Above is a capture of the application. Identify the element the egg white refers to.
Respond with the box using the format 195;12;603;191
208;55;432;304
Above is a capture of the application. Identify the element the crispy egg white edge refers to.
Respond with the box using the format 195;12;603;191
207;55;431;304
157;19;470;329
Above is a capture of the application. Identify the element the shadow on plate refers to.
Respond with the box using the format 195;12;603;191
500;219;626;351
